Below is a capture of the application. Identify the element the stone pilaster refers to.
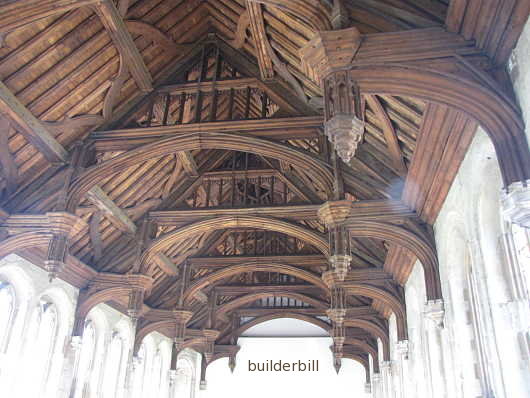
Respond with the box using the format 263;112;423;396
380;360;393;398
372;373;382;398
64;335;82;398
396;340;409;398
424;300;447;398
365;381;372;394
168;369;177;398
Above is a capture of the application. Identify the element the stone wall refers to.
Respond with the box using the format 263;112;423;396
378;15;530;398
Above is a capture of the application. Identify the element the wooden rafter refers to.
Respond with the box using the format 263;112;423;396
365;95;407;176
247;2;274;80
0;0;99;32
177;152;199;177
92;116;323;151
0;115;18;194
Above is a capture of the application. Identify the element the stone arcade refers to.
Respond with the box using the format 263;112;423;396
0;1;529;397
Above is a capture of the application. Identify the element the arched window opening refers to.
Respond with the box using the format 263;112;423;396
149;348;164;396
102;331;126;398
74;321;97;398
23;299;59;397
0;282;15;353
174;357;194;398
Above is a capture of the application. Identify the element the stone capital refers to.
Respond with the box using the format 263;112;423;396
372;373;382;383
364;382;372;393
424;299;445;329
396;339;409;359
502;180;530;227
168;369;178;385
380;360;392;373
69;335;83;351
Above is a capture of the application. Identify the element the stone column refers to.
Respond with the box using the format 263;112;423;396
380;360;393;398
365;381;372;395
125;355;142;396
372;373;382;398
424;299;447;398
64;335;82;398
396;340;409;398
168;369;177;398
502;180;530;227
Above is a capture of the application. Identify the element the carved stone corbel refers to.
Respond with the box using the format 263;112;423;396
502;179;530;227
424;299;445;329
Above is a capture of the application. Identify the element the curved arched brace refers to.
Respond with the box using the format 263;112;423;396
342;353;371;383
344;318;390;361
349;64;530;186
181;337;207;352
74;287;130;335
134;320;174;354
215;292;328;320
125;20;186;52
233;312;331;337
346;220;441;300
344;337;380;372
183;261;328;304
342;283;407;341
66;133;334;211
0;232;52;259
250;0;332;31
144;217;329;271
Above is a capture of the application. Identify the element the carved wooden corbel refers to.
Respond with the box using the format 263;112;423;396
301;27;365;162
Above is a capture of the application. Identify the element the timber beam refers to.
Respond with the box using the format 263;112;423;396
214;284;323;295
235;306;379;318
247;2;275;80
150;204;321;223
93;0;153;92
150;200;414;224
91;116;323;151
153;253;179;276
188;254;327;268
86;186;137;235
158;77;261;94
0;81;67;164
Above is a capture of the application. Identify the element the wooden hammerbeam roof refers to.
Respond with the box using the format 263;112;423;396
0;0;529;377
